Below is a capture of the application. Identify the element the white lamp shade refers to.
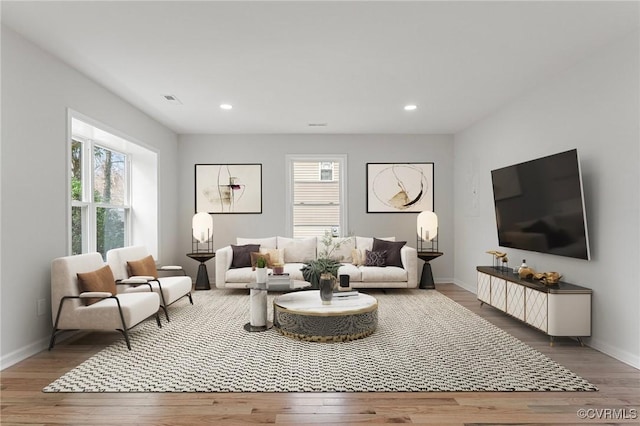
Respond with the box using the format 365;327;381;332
192;212;213;243
417;211;438;241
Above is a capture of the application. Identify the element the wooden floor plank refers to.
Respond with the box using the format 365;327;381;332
1;283;638;425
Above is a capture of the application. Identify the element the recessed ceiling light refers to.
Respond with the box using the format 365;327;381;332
404;104;417;111
220;104;233;110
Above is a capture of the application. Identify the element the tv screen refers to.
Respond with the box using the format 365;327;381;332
491;149;590;260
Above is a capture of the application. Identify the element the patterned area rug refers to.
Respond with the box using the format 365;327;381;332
44;289;597;392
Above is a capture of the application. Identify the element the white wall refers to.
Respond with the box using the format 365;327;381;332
0;27;180;368
178;134;454;283
453;30;640;368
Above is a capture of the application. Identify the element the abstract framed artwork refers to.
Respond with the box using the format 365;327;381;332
366;162;434;213
195;164;262;214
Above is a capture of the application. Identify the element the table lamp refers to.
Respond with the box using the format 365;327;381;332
416;211;438;252
192;212;213;253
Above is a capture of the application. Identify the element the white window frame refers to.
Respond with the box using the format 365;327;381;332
285;154;348;238
67;109;160;259
69;133;132;256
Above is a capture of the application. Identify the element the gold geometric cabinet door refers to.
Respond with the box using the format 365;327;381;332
477;272;491;304
525;288;548;332
506;281;525;321
492;278;507;312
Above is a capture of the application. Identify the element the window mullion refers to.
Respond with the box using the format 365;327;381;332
87;140;96;252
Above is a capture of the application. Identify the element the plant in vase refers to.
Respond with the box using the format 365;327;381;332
301;231;353;303
255;256;268;284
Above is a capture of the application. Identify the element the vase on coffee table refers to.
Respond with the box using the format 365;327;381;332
319;273;335;305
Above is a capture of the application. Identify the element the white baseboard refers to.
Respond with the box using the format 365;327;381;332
587;337;640;370
452;278;476;293
1;336;50;370
1;331;81;371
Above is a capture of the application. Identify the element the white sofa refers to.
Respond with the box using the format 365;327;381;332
215;236;418;289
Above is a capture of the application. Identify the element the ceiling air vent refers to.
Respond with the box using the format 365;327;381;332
308;123;327;127
163;94;182;105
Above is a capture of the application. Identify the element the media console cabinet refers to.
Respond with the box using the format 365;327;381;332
476;266;592;346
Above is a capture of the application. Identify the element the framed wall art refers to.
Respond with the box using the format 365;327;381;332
366;162;434;213
195;164;262;214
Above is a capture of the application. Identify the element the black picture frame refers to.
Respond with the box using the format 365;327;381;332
366;162;434;213
195;164;262;214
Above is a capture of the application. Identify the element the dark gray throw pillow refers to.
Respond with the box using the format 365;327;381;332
231;244;260;268
372;238;406;268
365;250;387;267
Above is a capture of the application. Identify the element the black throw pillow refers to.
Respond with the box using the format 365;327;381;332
364;250;387;267
231;244;260;268
372;238;406;268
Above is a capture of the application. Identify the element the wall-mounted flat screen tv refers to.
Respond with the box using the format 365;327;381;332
491;149;590;260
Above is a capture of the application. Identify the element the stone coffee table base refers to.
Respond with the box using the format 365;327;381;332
273;292;378;342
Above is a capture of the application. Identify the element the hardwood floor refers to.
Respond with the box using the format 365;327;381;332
2;283;638;425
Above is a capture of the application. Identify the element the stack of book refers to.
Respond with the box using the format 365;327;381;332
266;273;291;290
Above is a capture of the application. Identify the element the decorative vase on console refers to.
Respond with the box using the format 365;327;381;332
319;273;336;305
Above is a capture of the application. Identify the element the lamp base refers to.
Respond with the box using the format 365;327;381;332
419;263;435;289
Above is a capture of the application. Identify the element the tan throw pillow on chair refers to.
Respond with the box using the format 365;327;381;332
127;255;158;278
77;265;117;306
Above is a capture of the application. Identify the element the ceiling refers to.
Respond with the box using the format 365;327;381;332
2;1;638;134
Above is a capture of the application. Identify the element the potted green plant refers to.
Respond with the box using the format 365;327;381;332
301;231;352;291
255;256;268;284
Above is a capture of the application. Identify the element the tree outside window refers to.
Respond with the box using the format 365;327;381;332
71;137;129;258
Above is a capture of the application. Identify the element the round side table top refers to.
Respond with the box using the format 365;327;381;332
186;252;216;262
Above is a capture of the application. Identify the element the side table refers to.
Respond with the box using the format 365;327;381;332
244;282;273;332
417;251;443;289
186;252;215;290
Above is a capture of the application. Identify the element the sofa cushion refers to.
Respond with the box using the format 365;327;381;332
231;244;260;268
250;252;273;269
355;236;395;252
282;263;305;280
360;265;408;282
77;265;117;305
372;238;406;268
337;263;362;282
277;237;317;263
237;237;277;249
365;250;387;267
317;237;355;262
226;267;256;283
127;255;158;278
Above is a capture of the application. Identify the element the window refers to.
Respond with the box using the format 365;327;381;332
286;155;347;238
71;126;130;258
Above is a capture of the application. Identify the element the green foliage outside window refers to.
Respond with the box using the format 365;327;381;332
71;140;126;257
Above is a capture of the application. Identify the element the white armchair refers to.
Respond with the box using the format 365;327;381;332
106;246;193;321
50;252;161;350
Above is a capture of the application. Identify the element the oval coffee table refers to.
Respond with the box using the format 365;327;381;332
273;290;378;342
